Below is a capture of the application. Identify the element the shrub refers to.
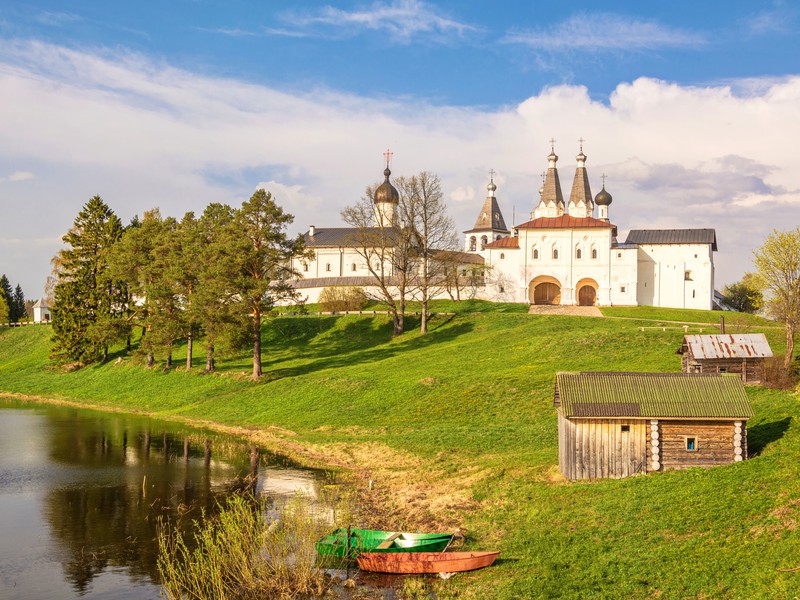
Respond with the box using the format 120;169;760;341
318;287;367;312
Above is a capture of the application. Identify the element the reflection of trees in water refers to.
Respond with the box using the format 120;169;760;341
43;420;267;594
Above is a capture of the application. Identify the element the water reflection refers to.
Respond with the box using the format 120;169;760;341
0;399;325;599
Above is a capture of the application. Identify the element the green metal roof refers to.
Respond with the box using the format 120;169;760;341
555;372;753;419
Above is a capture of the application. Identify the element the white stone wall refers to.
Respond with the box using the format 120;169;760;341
635;244;714;309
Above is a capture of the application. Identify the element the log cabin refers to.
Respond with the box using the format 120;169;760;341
677;334;773;384
554;372;753;481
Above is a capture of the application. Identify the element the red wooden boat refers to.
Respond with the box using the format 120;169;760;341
356;551;500;574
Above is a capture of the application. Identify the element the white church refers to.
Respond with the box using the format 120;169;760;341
468;146;717;309
289;145;717;310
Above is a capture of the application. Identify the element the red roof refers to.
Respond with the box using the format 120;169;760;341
485;236;519;249
516;215;615;229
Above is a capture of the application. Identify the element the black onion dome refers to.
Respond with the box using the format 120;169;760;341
374;168;399;204
594;185;613;206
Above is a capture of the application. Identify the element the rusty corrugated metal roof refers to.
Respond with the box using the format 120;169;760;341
555;372;753;419
679;334;773;359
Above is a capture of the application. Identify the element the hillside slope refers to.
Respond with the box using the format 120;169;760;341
0;306;797;598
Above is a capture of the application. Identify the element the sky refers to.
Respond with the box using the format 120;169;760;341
1;0;799;299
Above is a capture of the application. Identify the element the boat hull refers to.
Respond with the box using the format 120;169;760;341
315;529;453;558
356;551;501;574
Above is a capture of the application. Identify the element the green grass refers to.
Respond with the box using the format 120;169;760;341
0;307;798;599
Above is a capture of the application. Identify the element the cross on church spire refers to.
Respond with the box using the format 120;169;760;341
383;148;393;169
549;137;556;152
489;168;496;181
578;137;585;152
601;172;607;186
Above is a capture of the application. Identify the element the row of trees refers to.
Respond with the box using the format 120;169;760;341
51;192;310;378
0;275;27;323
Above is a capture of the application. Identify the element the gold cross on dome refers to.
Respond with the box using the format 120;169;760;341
383;148;393;169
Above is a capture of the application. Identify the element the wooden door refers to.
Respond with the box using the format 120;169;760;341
578;286;596;306
534;282;560;305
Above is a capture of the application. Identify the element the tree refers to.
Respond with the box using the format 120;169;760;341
0;292;8;324
341;179;416;336
753;227;800;372
395;172;457;334
51;196;125;364
232;189;309;379
722;273;763;314
12;284;26;322
109;209;182;368
0;275;12;322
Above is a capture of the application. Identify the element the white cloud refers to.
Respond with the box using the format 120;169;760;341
505;12;705;52
0;39;799;296
282;0;477;42
6;171;34;182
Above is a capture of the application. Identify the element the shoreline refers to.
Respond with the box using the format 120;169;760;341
0;390;469;533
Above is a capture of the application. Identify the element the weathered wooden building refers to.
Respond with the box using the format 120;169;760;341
554;372;753;481
677;334;773;384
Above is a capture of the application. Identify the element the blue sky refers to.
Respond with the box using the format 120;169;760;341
1;0;799;298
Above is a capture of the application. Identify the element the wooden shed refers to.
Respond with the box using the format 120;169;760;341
554;372;753;481
677;334;773;384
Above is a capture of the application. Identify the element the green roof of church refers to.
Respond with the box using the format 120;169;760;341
554;372;752;419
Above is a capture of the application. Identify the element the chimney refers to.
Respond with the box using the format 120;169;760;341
309;225;315;237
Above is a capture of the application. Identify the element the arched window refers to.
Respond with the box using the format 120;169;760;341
533;247;539;260
685;270;692;281
469;236;477;251
500;253;505;259
303;263;308;272
325;263;331;272
351;263;357;272
553;248;559;260
591;248;598;259
496;234;501;241
576;248;582;259
480;235;488;250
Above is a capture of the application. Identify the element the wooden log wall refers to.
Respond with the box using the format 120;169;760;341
682;357;766;384
558;414;647;480
659;420;736;469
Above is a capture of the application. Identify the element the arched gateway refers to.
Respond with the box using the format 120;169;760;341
576;278;599;306
529;276;562;305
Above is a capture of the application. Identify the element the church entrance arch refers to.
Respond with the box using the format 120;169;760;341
529;276;562;305
576;278;599;306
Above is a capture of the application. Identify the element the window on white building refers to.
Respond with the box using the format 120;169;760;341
500;253;505;259
351;263;357;272
553;248;559;260
469;236;477;251
620;286;626;293
480;235;488;250
326;263;331;272
533;248;539;260
303;263;308;272
591;248;597;259
576;248;582;259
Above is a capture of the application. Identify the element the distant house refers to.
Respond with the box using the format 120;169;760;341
554;372;753;481
677;334;773;384
33;299;51;323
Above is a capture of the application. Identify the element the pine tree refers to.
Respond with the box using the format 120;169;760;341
12;284;25;322
0;293;8;324
233;190;308;378
51;196;125;364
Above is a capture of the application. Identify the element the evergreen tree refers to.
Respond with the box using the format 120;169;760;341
12;284;26;322
233;190;308;378
51;196;125;364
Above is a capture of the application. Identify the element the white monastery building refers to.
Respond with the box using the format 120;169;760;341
469;145;716;309
289;144;717;310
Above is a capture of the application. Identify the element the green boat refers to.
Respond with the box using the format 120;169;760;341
315;528;454;558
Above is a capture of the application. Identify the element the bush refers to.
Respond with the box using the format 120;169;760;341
318;287;367;312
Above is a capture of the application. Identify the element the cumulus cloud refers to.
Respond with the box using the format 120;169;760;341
0;39;799;295
505;12;705;52
281;0;477;42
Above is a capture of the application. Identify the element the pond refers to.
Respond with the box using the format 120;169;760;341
0;398;327;599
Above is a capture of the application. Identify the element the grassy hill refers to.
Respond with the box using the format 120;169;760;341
1;303;798;598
